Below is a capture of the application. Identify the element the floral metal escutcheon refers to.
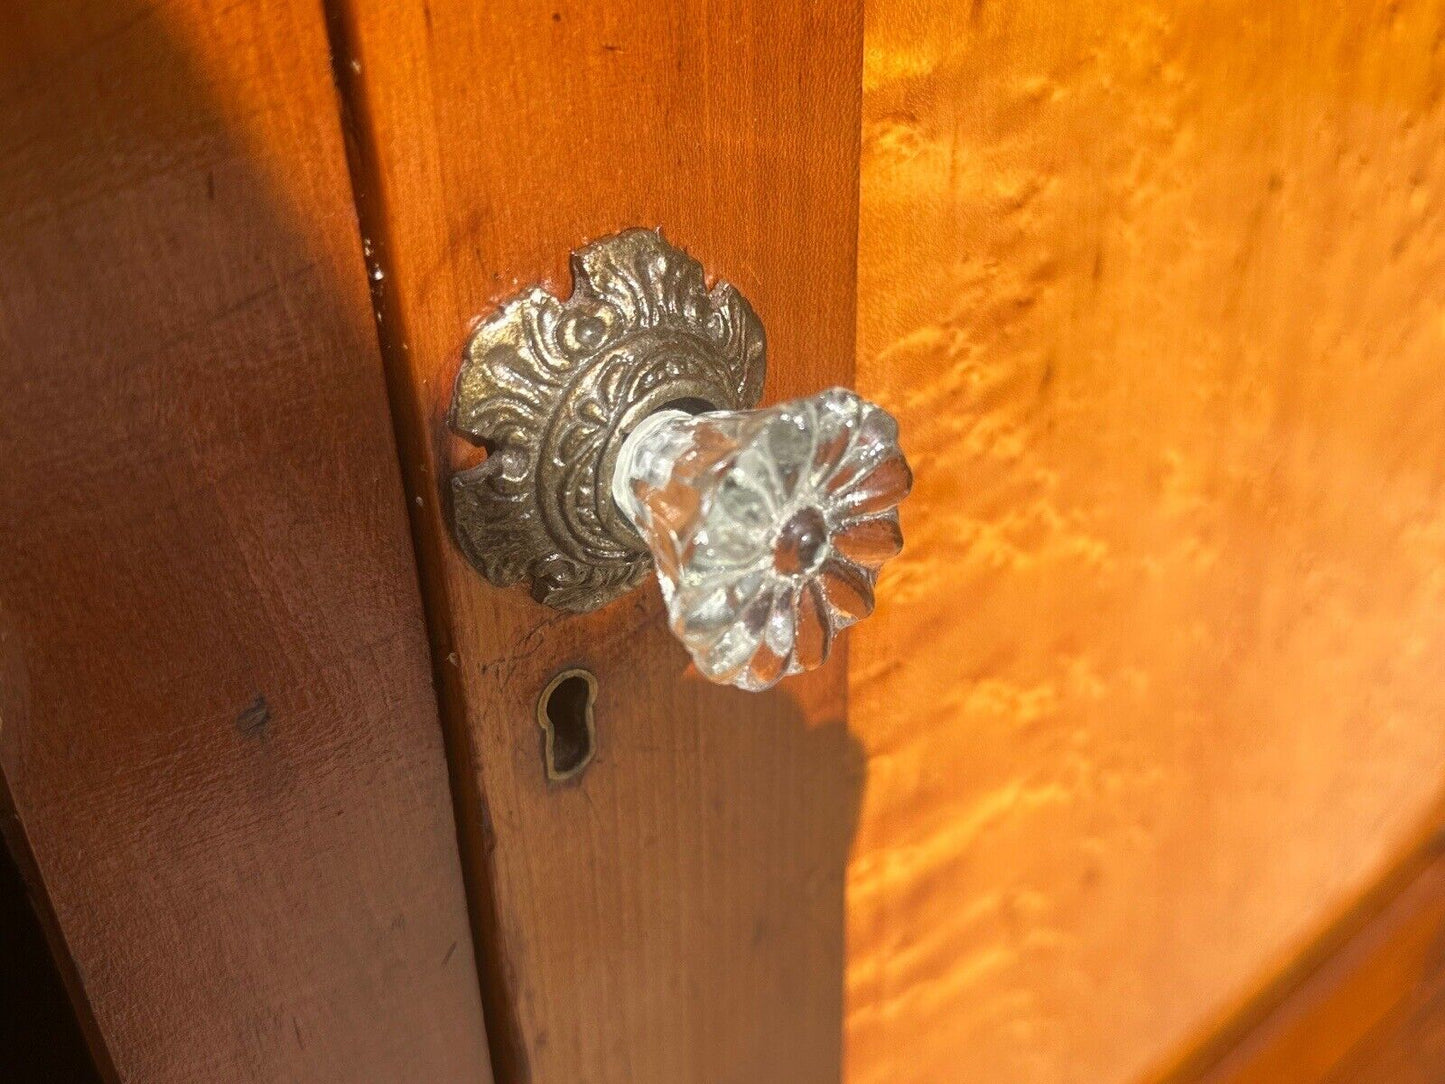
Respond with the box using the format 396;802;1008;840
447;229;911;691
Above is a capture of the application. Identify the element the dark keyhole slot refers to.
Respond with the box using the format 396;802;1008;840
537;669;597;782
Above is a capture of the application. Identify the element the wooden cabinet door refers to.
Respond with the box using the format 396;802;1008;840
9;1;1445;1083
0;1;490;1079
853;2;1445;1082
2;1;865;1081
325;2;866;1080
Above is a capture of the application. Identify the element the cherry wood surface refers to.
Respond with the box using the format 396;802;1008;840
0;1;492;1079
325;2;866;1079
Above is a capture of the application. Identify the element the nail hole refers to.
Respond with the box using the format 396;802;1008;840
537;668;597;782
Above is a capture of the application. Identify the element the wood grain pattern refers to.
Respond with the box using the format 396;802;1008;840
0;1;491;1079
325;2;865;1079
1175;814;1445;1082
852;0;1445;1080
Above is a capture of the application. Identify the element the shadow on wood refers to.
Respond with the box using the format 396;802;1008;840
0;1;491;1078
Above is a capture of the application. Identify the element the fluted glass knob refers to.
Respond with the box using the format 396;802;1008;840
612;388;912;691
447;231;914;694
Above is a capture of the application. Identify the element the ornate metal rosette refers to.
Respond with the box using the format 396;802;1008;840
448;229;766;612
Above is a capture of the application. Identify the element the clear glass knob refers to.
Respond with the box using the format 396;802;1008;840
612;388;912;691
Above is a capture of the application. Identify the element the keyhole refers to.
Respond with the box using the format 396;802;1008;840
537;668;597;782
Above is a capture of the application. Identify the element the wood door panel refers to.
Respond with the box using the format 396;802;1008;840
852;0;1445;1081
326;2;865;1079
0;1;491;1079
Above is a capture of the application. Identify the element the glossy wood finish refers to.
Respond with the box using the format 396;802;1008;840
1179;814;1445;1083
0;1;491;1079
325;2;865;1079
852;0;1445;1080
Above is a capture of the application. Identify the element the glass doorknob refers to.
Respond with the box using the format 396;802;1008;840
611;389;910;690
448;229;911;691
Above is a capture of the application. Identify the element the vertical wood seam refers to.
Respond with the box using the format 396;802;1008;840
315;3;526;1079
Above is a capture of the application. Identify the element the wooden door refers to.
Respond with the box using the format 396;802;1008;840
852;1;1445;1082
324;3;866;1079
0;0;491;1079
7;0;1445;1081
2;0;866;1080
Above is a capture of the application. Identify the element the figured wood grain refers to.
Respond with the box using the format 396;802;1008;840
851;0;1445;1081
324;2;865;1080
0;1;491;1079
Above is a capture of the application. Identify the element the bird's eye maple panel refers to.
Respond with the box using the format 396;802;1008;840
850;1;1445;1081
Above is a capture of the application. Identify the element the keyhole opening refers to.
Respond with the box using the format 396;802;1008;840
537;669;597;782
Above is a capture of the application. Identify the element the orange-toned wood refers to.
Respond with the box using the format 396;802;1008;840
852;0;1445;1080
325;2;864;1079
1324;935;1445;1083
0;2;491;1079
1173;819;1445;1083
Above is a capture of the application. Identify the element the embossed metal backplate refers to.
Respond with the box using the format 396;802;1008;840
448;229;766;612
